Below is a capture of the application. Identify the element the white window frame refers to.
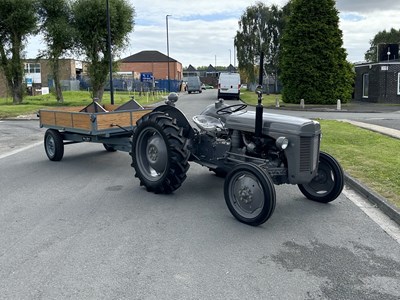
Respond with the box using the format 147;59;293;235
398;72;400;95
24;63;41;74
362;73;369;98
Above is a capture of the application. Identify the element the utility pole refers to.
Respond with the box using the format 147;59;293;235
166;15;171;92
106;0;114;104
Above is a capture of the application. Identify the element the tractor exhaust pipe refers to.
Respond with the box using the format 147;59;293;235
255;51;264;138
255;91;263;137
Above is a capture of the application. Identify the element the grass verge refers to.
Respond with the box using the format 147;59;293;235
240;90;281;106
0;90;166;118
319;120;400;208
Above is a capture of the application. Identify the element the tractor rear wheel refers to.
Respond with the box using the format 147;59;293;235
131;112;190;194
224;163;276;226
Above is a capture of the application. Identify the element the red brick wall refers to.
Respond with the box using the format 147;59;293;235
118;61;182;80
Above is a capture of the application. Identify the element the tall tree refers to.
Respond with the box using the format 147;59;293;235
0;0;38;104
38;0;75;103
234;2;284;87
72;0;134;101
364;28;400;62
280;0;354;104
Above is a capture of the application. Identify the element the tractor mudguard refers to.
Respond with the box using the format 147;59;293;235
153;105;195;139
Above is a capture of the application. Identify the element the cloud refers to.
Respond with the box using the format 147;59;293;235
336;0;400;13
24;0;400;67
339;9;400;62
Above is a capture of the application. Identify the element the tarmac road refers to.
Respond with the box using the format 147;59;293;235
0;90;399;299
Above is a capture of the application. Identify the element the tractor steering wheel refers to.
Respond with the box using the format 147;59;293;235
216;104;247;115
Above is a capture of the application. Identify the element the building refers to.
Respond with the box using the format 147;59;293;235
0;58;86;98
354;61;400;104
119;50;182;81
182;64;238;88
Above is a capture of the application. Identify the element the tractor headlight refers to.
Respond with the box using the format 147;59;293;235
276;137;289;150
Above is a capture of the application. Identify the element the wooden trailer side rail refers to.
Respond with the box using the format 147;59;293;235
39;108;152;135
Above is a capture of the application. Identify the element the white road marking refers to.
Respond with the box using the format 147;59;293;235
0;141;43;160
344;186;400;244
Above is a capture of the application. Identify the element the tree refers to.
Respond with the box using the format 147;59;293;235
38;0;75;103
279;0;354;104
72;0;134;101
235;2;291;90
364;28;400;62
0;0;38;104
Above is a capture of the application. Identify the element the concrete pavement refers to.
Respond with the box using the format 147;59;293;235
339;119;400;139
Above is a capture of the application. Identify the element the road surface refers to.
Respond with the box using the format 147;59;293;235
0;90;399;299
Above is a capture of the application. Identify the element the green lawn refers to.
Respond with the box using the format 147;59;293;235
240;90;281;106
0;90;166;118
319;120;400;208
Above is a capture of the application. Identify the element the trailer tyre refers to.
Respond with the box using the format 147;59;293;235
131;112;190;194
44;129;64;161
298;151;344;203
224;163;276;226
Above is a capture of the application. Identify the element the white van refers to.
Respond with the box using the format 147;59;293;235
186;76;202;94
217;72;241;99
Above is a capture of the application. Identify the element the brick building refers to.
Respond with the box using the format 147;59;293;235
118;50;182;81
354;61;400;104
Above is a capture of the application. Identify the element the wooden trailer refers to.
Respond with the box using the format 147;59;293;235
39;100;152;161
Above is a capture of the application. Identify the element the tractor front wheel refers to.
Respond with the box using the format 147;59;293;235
224;163;276;226
298;151;344;203
131;112;190;194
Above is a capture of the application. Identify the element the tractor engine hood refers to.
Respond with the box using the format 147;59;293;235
225;111;321;137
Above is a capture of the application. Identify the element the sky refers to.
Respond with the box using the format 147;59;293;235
25;0;400;68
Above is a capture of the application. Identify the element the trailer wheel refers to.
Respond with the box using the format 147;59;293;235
44;129;64;161
298;151;344;203
224;163;276;226
103;143;117;152
131;112;190;194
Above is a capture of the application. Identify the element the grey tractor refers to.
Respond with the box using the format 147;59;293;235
130;93;344;226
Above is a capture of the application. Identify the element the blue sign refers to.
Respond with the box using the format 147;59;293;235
26;77;33;87
140;72;153;82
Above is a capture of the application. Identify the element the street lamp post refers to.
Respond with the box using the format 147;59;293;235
106;0;114;104
229;49;231;66
166;15;171;92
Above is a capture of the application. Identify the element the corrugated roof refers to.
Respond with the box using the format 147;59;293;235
121;50;177;63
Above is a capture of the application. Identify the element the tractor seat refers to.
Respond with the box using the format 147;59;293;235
192;115;224;132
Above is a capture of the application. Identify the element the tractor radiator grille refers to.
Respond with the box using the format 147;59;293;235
299;136;319;173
